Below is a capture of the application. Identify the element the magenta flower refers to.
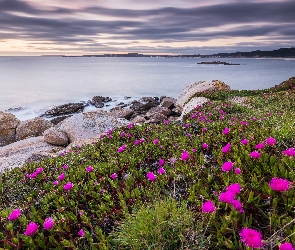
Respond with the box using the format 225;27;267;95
255;143;264;149
24;222;38;236
222;143;231;153
240;228;263;248
222;162;233;172
231;200;244;212
180;150;190;161
241;139;249;145
241;121;247;126
127;122;134;129
202;127;207;132
184;123;190;128
192;148;196;152
134;139;140;145
269;177;290;192
249;151;261;159
53;181;59;185
8;208;21;221
157;167;165;175
30;172;38;179
110;173;117;179
140;138;145;143
146;172;157;181
222;127;230;135
158;159;165;166
63;182;74;191
163;120;170;125
58;173;65;181
153;138;159;144
43;218;54;230
235;168;241;174
86;166;93;172
62;164;68;169
202;143;208;149
201;200;216;213
265;137;276;146
120;132;125;137
279;242;294;250
282;148;295;156
35;167;43;174
78;229;85;237
219;191;235;204
227;183;241;194
118;145;127;153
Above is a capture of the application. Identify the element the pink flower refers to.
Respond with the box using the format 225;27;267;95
146;172;156;181
153;138;159;144
62;165;68;169
78;229;85;237
192;148;197;152
279;242;294;250
157;167;165;175
180;150;189;161
140;138;145;143
158;159;165;166
202;127;207;132
120;132;125;137
86;166;93;172
241;139;249;145
240;228;263;248
222;143;231;153
222;162;233;172
35;167;43;174
219;191;235;204
235;168;241;174
110;173;117;179
201;200;216;213
227;183;241;194
283;148;295;156
222;127;230;135
8;208;21;221
184;123;190;128
58;173;65;181
127;123;134;129
231;200;244;212
24;222;38;236
255;143;264;149
241;121;247;126
53;181;59;185
249;151;261;159
118;145;127;153
164;120;170;125
265;137;276;146
269;177;290;192
134;140;140;145
63;182;74;191
43;218;54;230
202;143;208;149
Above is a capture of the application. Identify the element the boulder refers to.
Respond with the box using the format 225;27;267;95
130;101;143;111
0;136;63;172
142;97;159;103
43;127;69;146
15;117;53;141
56;110;130;143
41;103;85;117
50;115;72;125
89;96;112;108
145;106;172;118
109;107;134;120
0;111;20;146
176;80;230;111
141;102;158;111
131;115;146;124
149;113;166;124
160;97;176;109
180;97;209;119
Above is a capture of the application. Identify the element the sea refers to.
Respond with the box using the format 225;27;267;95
0;56;294;121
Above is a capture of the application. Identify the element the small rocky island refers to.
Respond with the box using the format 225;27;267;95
197;61;240;65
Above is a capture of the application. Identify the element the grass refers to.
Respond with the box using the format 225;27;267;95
0;77;295;249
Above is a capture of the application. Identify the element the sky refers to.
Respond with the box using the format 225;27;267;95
0;0;294;55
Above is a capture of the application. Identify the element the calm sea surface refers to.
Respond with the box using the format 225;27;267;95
0;57;294;120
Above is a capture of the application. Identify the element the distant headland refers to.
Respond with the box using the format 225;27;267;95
41;47;295;58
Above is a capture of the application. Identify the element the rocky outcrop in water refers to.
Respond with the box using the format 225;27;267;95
88;96;112;108
0;111;20;146
41;103;86;117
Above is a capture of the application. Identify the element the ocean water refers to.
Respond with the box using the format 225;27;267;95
0;56;294;120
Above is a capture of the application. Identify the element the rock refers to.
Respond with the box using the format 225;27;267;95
160;96;166;103
145;106;172;118
131;115;146;124
5;107;25;112
109;107;134;120
141;101;158;111
124;96;131;100
50;115;72;125
148;113;166;124
176;80;230;111
15;117;53;141
160;97;176;109
171;108;182;117
41;103;85;117
180;97;209;119
24;152;55;164
43;127;69;146
0;136;63;172
89;96;112;108
142;97;159;103
0;111;20;146
130;101;144;111
56;110;130;143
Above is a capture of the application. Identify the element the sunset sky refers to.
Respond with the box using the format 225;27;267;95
0;0;294;55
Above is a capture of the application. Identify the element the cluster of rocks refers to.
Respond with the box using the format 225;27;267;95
0;80;230;171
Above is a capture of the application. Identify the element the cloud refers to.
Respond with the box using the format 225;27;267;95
0;0;294;54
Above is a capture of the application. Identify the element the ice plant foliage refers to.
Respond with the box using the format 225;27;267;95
269;177;290;192
8;208;21;221
202;200;216;213
240;228;263;248
24;222;38;236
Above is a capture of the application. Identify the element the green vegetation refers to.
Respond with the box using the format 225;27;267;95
0;77;295;249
